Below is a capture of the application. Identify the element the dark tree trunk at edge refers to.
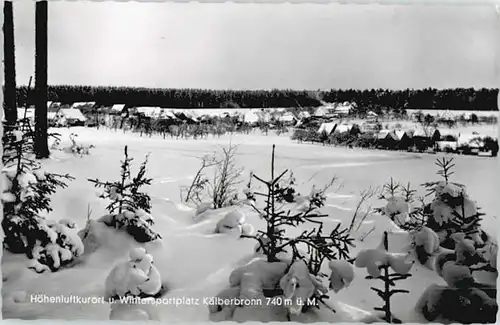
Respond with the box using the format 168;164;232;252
34;0;49;158
3;1;17;128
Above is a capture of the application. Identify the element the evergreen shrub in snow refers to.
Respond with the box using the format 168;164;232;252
415;231;497;323
245;146;354;267
420;158;488;250
377;158;495;268
376;178;425;232
210;145;356;319
373;157;497;323
1;122;81;272
88;146;160;243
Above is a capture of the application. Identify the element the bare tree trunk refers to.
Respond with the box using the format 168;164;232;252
3;1;17;128
34;0;49;158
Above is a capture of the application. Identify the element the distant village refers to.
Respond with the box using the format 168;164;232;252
10;100;499;157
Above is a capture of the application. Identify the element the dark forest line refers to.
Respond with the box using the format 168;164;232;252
14;85;499;112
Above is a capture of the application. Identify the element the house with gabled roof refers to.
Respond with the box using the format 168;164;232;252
55;108;87;126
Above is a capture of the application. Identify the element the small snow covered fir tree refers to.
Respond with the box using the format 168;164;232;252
208;146;356;322
355;231;413;323
247;145;354;264
376;178;426;232
422;157;487;249
244;145;355;310
1;121;82;272
377;158;494;268
88;146;160;243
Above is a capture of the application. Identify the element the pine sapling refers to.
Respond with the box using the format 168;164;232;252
382;177;400;197
359;231;413;323
89;145;152;214
244;145;355;310
88;145;160;243
376;178;427;232
421;157;488;249
421;157;458;196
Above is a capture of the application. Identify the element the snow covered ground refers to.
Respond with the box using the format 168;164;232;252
2;126;498;322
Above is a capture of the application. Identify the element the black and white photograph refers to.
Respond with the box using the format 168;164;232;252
1;0;499;323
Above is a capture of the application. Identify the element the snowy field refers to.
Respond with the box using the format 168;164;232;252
2;126;499;322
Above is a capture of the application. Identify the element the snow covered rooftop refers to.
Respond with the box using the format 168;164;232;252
334;124;352;134
318;122;337;134
111;104;126;112
58;108;87;121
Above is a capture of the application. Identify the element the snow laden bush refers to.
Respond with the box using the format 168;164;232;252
1;123;81;272
422;158;488;250
377;158;495;269
181;143;243;213
355;231;414;323
88;146;160;243
181;153;218;209
209;145;356;321
415;232;497;323
105;247;163;300
52;133;95;156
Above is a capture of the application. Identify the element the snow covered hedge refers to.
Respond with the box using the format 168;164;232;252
1;124;82;272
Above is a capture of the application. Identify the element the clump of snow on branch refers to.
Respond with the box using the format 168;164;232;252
215;209;254;237
328;260;355;293
280;260;329;315
105;247;163;300
355;231;413;323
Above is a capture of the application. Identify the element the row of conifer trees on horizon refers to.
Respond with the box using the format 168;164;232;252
11;85;499;112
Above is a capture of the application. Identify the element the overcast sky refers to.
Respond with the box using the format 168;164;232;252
11;2;500;90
